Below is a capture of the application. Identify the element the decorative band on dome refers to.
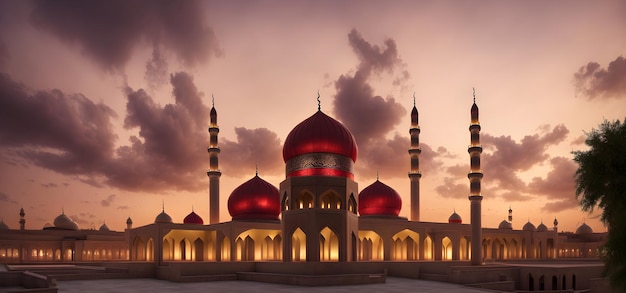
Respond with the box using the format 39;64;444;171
285;153;354;178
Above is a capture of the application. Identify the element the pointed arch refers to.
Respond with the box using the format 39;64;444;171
320;227;339;261
295;190;314;209
194;238;204;261
423;234;433;260
358;230;383;261
273;235;282;260
235;237;244;261
132;237;146;261
442;236;452;260
292;228;306;261
263;236;273;260
348;193;357;214
221;236;231;261
459;237;469;260
391;229;419;260
146;238;154;261
320;190;341;209
162;239;171;261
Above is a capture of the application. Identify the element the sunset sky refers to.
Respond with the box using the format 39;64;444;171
1;1;625;232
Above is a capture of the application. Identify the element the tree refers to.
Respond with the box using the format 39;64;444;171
574;118;626;291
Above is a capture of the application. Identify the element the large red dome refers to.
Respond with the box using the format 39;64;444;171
283;111;358;163
358;180;402;216
228;175;280;221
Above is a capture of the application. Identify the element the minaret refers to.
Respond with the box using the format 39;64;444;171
408;94;422;221
207;96;221;224
126;216;133;230
468;89;483;265
19;207;25;230
508;206;513;223
553;217;558;232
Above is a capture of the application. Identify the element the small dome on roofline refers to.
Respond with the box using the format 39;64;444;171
448;211;462;224
575;222;593;234
498;220;512;230
523;221;536;231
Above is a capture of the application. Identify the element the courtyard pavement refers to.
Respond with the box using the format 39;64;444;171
53;277;494;293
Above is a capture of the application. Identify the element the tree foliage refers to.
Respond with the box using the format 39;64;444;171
574;118;626;290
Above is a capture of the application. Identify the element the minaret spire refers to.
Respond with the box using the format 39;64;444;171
208;96;222;224
19;207;25;230
409;93;422;221
468;89;484;265
317;91;321;111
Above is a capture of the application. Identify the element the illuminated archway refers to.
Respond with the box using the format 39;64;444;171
320;227;339;261
162;239;171;261
358;230;383;261
295;191;314;209
460;237;469;260
146;238;154;261
132;237;146;261
423;235;433;260
320;191;341;209
221;236;231;261
194;238;204;261
292;228;306;261
442;236;452;260
392;229;420;260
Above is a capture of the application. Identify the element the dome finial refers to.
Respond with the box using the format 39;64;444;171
162;199;165;212
192;205;194;212
413;92;416;107
376;169;379;180
255;163;259;176
62;207;64;215
212;94;215;108
317;90;321;111
472;87;476;103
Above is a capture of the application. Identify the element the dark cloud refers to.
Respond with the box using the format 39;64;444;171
570;134;586;146
482;124;569;190
333;29;412;177
30;0;222;71
0;71;218;192
0;192;18;204
435;177;467;199
221;127;283;177
0;72;118;175
105;72;210;191
574;56;626;99
145;47;169;89
528;157;578;212
100;194;117;207
41;182;58;188
499;191;533;202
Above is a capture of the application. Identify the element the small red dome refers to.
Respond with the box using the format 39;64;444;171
358;180;402;216
448;211;462;224
228;175;280;221
183;211;204;224
283;111;358;163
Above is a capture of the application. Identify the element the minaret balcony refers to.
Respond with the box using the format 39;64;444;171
467;145;482;154
408;171;422;178
209;126;219;133
207;170;222;177
467;172;483;179
408;148;422;155
207;147;221;153
469;124;481;131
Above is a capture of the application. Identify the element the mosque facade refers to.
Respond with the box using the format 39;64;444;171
0;98;607;266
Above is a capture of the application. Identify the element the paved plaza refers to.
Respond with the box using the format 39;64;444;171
52;277;492;293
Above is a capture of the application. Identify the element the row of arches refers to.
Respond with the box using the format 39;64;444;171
282;191;357;214
483;237;556;260
358;230;469;261
1;247;128;262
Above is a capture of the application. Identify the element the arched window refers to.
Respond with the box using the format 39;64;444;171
320;191;341;209
292;228;306;261
295;191;314;209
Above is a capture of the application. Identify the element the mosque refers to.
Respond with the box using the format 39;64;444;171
0;96;609;291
